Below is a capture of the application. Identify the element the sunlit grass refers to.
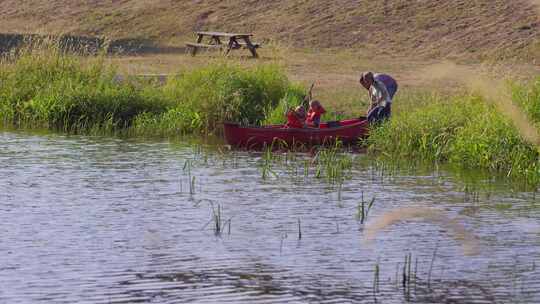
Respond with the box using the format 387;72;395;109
368;88;540;184
0;41;303;136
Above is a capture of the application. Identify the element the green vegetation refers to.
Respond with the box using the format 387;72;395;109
0;44;302;136
512;78;540;124
2;43;540;184
256;140;355;184
262;89;305;125
0;45;168;133
368;85;540;185
312;143;354;183
133;64;304;136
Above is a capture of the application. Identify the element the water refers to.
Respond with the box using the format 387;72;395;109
1;130;539;303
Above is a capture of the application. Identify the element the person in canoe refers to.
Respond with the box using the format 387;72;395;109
285;105;306;128
359;72;398;124
306;100;326;128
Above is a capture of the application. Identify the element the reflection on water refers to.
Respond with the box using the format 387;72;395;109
0;130;539;303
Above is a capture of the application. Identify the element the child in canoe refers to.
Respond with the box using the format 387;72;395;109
306;100;326;127
285;106;306;128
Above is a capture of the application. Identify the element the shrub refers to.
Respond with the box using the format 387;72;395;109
161;63;299;131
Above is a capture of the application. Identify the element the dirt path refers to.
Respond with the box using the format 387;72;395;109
110;48;540;94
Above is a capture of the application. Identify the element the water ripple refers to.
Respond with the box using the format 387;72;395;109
1;130;539;303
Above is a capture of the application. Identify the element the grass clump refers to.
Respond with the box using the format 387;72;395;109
166;64;296;126
512;77;540;124
0;45;168;132
131;63;303;136
262;86;306;125
0;43;302;136
368;92;540;183
368;94;478;161
312;143;354;183
449;109;538;176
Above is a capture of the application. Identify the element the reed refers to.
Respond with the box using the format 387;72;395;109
312;142;354;183
337;180;343;201
303;159;310;178
368;89;540;184
280;233;288;255
357;192;376;224
414;257;418;293
404;252;412;300
373;260;380;298
512;77;540;127
191;176;196;196
297;218;302;240
255;142;357;187
0;42;169;132
260;145;278;180
214;204;231;236
427;243;439;289
183;159;196;195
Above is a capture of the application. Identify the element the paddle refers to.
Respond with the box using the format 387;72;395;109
303;82;315;106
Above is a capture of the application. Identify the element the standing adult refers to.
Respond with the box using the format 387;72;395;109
359;72;398;124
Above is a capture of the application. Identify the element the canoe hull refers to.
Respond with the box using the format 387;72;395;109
223;118;369;148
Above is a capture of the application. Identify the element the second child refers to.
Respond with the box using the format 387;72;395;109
306;100;326;127
285;106;306;128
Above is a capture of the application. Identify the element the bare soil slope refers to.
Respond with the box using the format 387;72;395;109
0;0;538;60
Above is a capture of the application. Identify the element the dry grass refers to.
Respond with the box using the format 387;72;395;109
106;47;540;113
3;0;536;119
2;0;538;112
0;0;538;60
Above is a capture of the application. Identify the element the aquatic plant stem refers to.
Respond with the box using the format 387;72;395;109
298;218;302;240
427;242;439;289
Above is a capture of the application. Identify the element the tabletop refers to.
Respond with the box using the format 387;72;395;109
196;31;253;38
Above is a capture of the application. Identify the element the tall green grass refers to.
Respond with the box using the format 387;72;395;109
132;64;304;136
0;45;168;132
368;91;540;184
262;87;306;125
0;42;303;135
512;77;540;124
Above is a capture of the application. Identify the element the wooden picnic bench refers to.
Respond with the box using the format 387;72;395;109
186;31;260;58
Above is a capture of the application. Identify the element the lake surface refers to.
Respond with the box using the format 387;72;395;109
1;130;539;303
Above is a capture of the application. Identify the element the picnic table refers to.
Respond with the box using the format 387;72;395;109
186;31;260;58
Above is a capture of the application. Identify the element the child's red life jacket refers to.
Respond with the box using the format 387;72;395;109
285;111;305;128
306;106;326;127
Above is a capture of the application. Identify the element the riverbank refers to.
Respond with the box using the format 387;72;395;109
368;91;540;185
1;44;539;185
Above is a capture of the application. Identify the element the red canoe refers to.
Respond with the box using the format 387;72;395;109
223;118;369;148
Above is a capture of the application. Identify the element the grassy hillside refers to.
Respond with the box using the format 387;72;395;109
0;0;538;60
